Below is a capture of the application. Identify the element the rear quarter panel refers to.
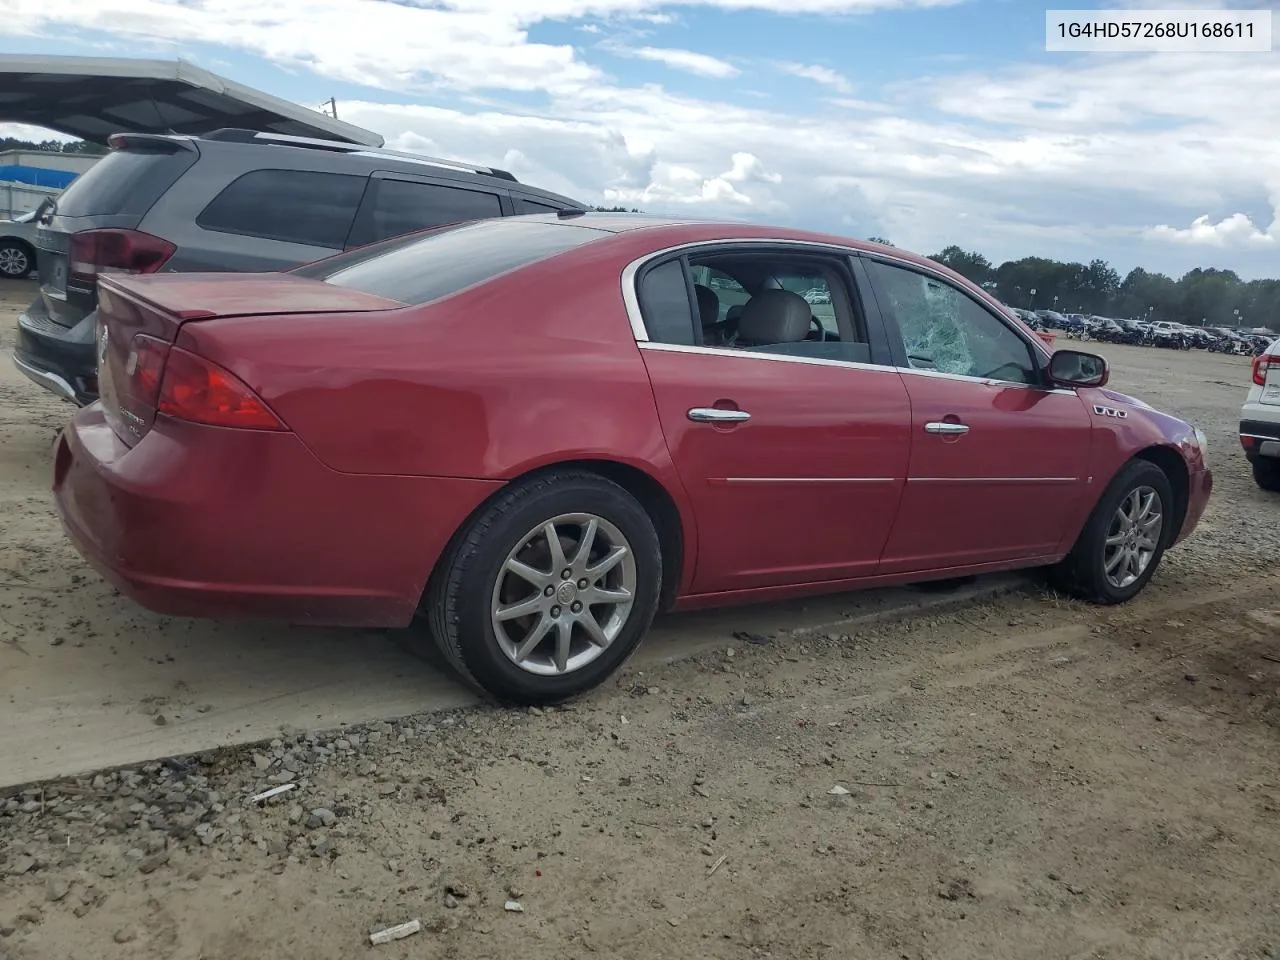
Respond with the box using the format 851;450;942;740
178;238;686;488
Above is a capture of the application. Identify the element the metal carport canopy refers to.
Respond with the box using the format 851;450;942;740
0;54;384;146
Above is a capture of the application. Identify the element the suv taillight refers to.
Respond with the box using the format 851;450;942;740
1252;353;1278;386
69;229;175;285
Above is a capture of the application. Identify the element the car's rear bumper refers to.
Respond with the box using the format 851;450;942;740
13;300;98;405
53;405;502;628
1241;410;1280;460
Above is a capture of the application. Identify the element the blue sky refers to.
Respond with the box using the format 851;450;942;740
2;0;1278;280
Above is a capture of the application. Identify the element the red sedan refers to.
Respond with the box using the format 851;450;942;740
53;214;1213;703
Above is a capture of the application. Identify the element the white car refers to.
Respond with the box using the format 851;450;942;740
0;208;38;280
1240;338;1280;491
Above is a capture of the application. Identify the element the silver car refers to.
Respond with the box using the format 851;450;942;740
0;208;39;279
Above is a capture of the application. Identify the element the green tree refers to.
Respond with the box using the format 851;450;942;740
930;245;993;286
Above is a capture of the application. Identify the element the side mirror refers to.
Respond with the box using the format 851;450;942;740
1048;349;1109;388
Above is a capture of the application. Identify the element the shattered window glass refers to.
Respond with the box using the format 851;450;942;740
866;261;1035;384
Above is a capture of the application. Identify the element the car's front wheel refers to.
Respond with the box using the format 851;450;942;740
1253;456;1280;492
0;240;33;279
427;470;662;704
1050;459;1174;604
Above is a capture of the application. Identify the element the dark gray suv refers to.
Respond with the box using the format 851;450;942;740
13;128;586;405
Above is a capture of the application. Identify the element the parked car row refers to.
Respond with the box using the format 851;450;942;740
1006;307;1274;356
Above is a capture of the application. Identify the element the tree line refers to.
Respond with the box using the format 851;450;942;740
0;137;108;156
924;243;1275;331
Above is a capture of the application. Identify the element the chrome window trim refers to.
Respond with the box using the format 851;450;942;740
636;340;1076;395
621;237;1060;386
636;339;899;375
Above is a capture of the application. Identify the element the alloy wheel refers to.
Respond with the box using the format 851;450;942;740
1102;485;1163;589
490;513;637;676
0;246;29;277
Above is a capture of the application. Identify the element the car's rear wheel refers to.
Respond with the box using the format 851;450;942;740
427;470;662;704
1050;459;1173;604
1253;456;1280;492
0;240;33;279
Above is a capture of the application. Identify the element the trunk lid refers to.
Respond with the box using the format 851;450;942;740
95;273;406;446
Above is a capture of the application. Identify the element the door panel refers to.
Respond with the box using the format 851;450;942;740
641;345;911;593
879;373;1093;572
855;255;1096;573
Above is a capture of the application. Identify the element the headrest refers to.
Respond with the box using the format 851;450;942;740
693;283;719;328
737;289;812;345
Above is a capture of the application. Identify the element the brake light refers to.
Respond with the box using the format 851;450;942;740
1252;353;1278;386
128;334;170;407
158;348;285;430
69;229;175;284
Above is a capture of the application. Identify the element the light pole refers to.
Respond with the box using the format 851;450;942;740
1028;287;1036;309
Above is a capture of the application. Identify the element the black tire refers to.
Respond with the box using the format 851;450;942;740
425;470;662;705
0;240;33;279
1049;459;1174;604
1253;457;1280;493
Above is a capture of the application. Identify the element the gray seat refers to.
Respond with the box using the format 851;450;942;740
735;288;870;363
736;289;812;346
693;283;720;336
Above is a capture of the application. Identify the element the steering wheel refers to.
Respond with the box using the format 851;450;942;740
808;317;826;340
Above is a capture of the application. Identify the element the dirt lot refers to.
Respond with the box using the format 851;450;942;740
2;287;1279;960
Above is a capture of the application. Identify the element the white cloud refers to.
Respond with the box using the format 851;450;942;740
620;46;740;78
1;0;1277;277
1145;212;1278;248
777;62;854;93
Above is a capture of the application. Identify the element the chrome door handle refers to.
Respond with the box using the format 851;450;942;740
924;421;969;435
688;407;751;423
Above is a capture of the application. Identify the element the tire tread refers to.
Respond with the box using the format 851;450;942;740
1050;459;1172;605
425;469;661;703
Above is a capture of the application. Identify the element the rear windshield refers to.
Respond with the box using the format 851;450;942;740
292;218;607;305
54;146;197;219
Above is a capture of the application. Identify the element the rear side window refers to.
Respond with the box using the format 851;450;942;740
637;260;696;345
513;197;561;215
196;169;366;249
292;219;604;305
54;147;197;219
348;179;504;246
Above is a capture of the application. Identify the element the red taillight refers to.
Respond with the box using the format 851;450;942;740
69;229;175;284
158;347;285;431
1252;353;1279;386
128;334;170;407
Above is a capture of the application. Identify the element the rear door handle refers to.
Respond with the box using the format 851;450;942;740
688;407;751;423
924;421;969;436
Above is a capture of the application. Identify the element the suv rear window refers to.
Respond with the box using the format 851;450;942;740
196;169;367;249
292;219;606;305
54;147;197;219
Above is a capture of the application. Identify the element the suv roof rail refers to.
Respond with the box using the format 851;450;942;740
201;128;520;182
